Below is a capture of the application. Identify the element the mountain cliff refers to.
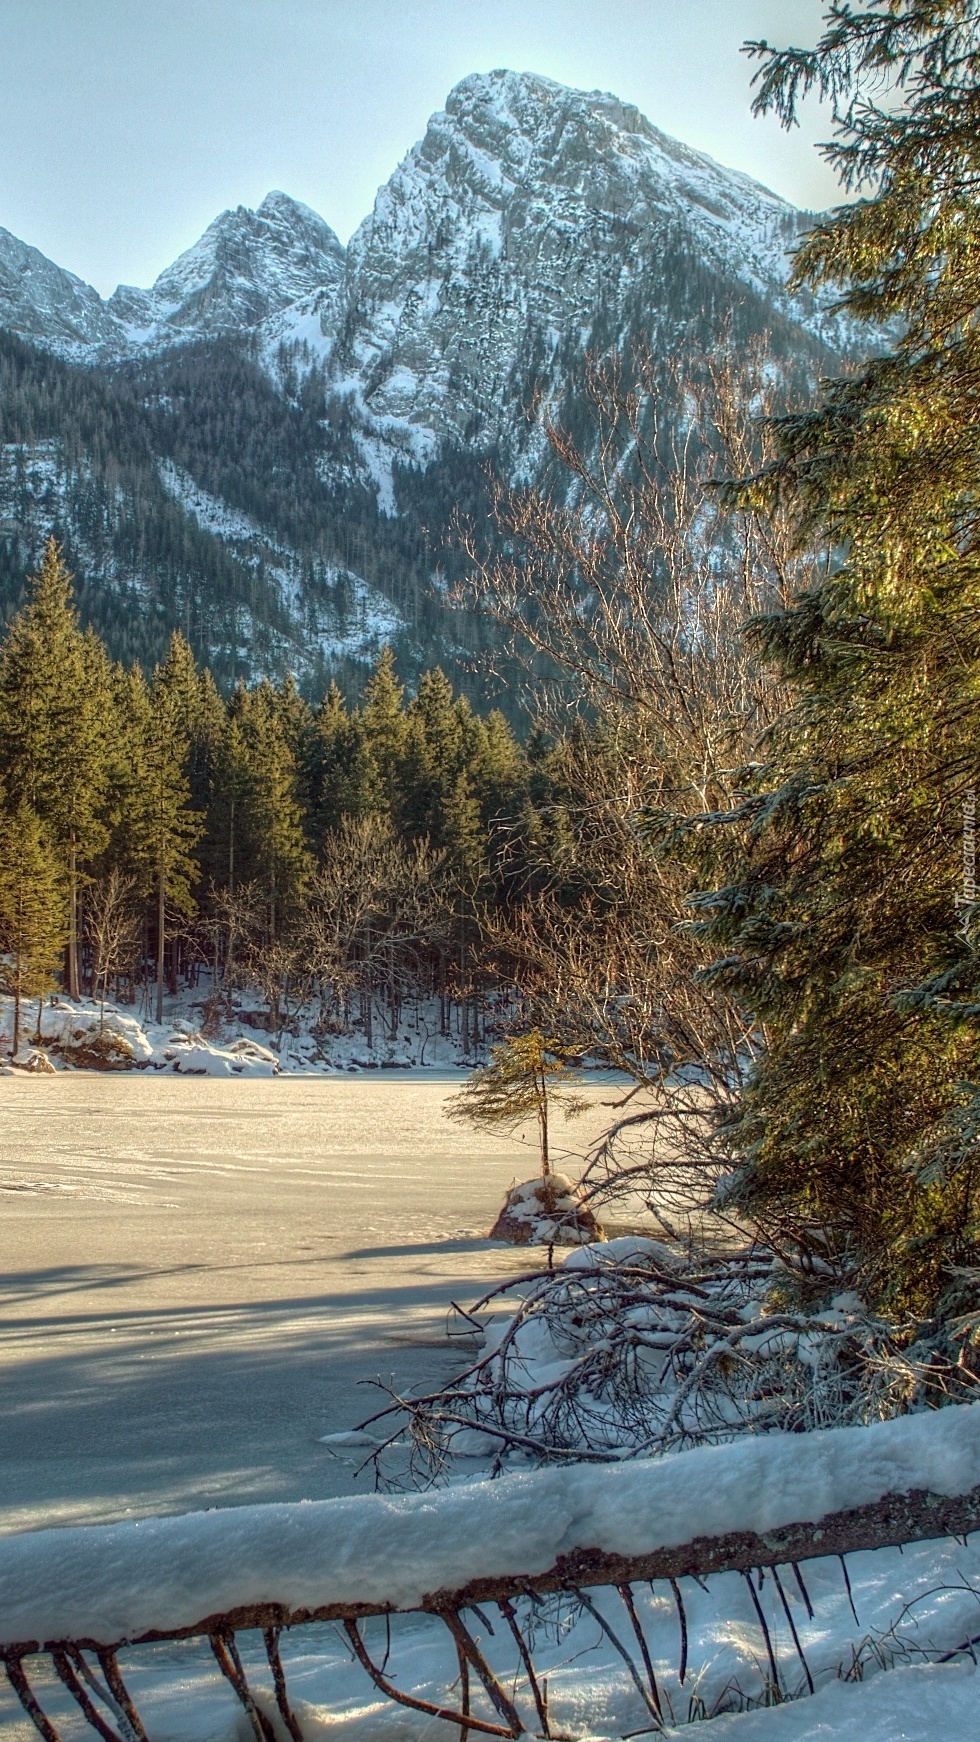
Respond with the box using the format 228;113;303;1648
330;72;827;463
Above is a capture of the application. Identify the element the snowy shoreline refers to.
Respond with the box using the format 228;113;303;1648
0;991;490;1079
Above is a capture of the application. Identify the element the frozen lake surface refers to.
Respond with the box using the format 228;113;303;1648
0;1074;594;1533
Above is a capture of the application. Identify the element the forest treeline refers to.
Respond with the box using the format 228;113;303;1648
0;540;559;1054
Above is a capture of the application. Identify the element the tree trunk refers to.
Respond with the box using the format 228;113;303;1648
155;860;165;1026
538;1073;550;1177
12;963;21;1056
67;842;80;1001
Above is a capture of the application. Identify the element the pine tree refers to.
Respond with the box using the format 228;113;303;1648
306;682;373;848
448;1030;586;1176
0;804;66;1054
0;541;113;998
361;648;408;815
688;5;980;1315
400;668;469;844
124;661;203;1024
230;682;311;942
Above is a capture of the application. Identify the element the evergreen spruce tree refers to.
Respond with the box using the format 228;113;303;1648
0;541;113;998
0;803;67;1054
687;4;980;1315
472;709;528;827
125;661;203;1024
306;682;373;849
361;648;408;816
400;668;470;845
231;682;311;941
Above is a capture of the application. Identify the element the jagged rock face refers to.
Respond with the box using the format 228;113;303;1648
334;70;815;459
0;71;835;399
109;191;345;342
0;225;122;359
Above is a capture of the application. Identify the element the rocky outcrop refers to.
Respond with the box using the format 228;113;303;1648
0;226;122;359
334;69;818;462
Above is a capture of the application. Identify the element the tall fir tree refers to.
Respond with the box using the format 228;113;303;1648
306;682;373;850
125;660;203;1024
686;4;980;1316
0;803;67;1054
0;541;114;997
361;647;408;816
230;681;311;941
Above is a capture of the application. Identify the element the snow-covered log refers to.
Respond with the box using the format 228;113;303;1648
3;1404;980;1650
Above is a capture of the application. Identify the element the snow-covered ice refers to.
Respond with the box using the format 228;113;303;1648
0;1073;588;1532
1;1078;979;1736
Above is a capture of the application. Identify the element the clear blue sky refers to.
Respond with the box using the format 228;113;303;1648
0;0;837;297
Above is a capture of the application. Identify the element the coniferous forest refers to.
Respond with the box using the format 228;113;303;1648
0;537;546;1058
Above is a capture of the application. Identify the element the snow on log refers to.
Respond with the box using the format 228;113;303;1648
3;1404;980;1649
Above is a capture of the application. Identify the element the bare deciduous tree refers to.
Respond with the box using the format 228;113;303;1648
83;869;141;1030
458;344;812;1226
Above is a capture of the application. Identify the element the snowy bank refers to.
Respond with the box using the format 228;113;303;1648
0;994;280;1076
0;990;497;1075
3;1403;980;1646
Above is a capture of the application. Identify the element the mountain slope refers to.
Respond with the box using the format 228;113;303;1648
0;225;123;359
333;71;817;456
0;331;411;684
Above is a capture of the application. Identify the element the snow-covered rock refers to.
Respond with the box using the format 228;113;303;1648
490;1170;605;1246
10;1045;57;1074
0;995;281;1076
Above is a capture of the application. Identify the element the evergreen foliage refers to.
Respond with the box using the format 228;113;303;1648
0;539;112;996
685;2;980;1315
448;1030;587;1176
0;546;537;1049
0;802;66;1052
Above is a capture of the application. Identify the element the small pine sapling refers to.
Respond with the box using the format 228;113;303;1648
448;1028;587;1177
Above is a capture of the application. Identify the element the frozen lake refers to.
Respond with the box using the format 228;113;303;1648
0;1074;599;1533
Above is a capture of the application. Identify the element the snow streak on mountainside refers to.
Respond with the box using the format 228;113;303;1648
158;458;403;665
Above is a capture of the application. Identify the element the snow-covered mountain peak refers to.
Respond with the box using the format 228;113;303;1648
108;192;345;343
0;225;123;359
337;66;815;475
436;68;795;216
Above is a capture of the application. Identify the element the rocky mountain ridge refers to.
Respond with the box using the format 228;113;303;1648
0;70;859;693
